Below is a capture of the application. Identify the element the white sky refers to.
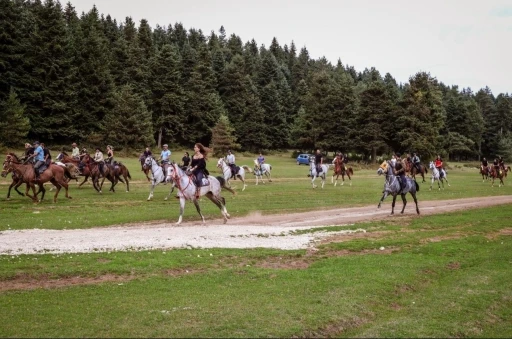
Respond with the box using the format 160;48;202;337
70;0;512;94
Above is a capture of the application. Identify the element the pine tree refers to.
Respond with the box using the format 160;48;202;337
102;85;154;149
0;88;30;146
210;114;240;156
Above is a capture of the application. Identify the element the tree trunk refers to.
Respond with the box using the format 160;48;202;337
157;126;163;149
371;147;377;163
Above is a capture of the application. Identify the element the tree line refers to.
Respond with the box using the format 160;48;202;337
1;0;511;161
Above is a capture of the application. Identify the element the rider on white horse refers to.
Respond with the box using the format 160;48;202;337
314;149;323;175
226;150;236;178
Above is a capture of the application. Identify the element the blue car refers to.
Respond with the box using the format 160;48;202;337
296;154;314;165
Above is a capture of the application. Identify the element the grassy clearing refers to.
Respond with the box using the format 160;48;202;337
1;152;511;230
0;205;511;337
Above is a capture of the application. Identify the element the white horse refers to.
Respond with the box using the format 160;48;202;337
429;161;450;191
217;158;252;191
168;163;231;225
309;160;330;188
143;156;176;201
253;159;272;185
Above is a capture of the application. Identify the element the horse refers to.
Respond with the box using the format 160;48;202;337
216;158;252;191
409;162;428;183
377;160;420;215
309;159;330;189
479;166;491;182
56;151;92;187
490;166;505;187
428;162;450;190
139;153;151;181
1;157;26;199
253;159;272;185
331;157;353;186
167;163;232;225
3;153;71;203
143;156;177;201
107;161;132;192
80;153;119;193
502;165;511;178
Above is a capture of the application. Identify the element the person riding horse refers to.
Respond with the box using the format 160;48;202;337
71;142;80;160
493;158;501;176
498;156;506;171
315;149;323;174
94;147;105;176
334;152;345;172
22;143;35;163
435;155;444;178
26;141;45;181
105;145;114;165
394;153;406;191
189;143;211;199
412;153;421;172
481;157;489;173
159;144;171;177
257;152;265;170
226;150;236;178
181;151;191;171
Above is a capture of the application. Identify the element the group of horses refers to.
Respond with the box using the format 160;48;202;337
479;165;510;187
1;151;132;203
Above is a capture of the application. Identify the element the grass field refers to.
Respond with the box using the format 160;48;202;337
0;205;511;337
1;151;511;231
1;151;511;337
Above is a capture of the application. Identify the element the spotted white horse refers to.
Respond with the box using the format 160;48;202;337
309;159;330;188
217;158;252;191
143;156;176;201
253;159;272;185
429;161;450;191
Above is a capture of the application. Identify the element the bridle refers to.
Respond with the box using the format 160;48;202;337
169;163;192;193
218;159;231;178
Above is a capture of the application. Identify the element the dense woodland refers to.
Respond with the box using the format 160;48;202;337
1;0;511;161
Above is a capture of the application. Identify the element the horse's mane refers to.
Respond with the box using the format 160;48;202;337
61;151;69;156
7;152;21;162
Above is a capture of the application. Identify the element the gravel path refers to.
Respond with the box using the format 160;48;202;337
1;196;511;255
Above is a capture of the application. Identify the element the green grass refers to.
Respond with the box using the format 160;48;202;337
1;151;510;230
0;205;511;337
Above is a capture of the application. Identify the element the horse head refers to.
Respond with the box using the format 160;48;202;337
143;155;154;169
429;161;435;170
216;158;225;168
377;161;388;176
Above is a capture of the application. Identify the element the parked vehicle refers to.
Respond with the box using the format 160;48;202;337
296;154;314;165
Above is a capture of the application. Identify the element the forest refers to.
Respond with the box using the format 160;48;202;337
1;0;511;161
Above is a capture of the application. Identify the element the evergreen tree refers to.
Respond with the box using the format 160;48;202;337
0;88;30;146
475;87;497;155
210;114;240;156
102;85;154;149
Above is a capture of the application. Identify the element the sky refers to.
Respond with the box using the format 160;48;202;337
70;0;512;94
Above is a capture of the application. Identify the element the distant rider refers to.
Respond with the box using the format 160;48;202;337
226;150;236;178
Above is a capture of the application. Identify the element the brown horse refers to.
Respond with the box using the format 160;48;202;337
56;151;94;187
490;166;505;187
3;154;71;203
502;166;511;178
331;158;353;186
80;154;118;193
107;161;132;192
405;161;427;183
480;166;491;182
139;153;151;181
1;162;26;199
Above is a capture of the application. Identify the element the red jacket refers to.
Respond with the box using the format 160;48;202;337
435;159;443;168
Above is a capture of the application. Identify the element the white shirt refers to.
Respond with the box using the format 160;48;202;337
226;154;235;164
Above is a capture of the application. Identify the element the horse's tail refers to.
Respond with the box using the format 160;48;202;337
126;167;132;179
424;166;428;174
348;167;353;175
216;176;236;195
415;180;419;192
269;165;272;170
242;165;252;173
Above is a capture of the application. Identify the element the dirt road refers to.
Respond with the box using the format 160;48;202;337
1;196;511;255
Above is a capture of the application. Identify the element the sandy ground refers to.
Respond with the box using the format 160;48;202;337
1;196;511;255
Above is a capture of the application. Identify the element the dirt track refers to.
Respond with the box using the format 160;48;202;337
1;196;511;255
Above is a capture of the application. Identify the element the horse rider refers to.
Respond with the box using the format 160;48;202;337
393;152;406;191
412;152;421;172
498;156;505;171
257;152;265;169
26;141;45;181
226;150;236;178
481;157;489;173
71;142;80;160
181;151;191;171
314;149;323;174
158;144;171;177
22;142;35;162
189;143;211;199
94;147;105;176
334;152;345;172
41;142;52;166
143;147;152;158
390;154;397;168
493;158;500;176
434;155;444;178
105;145;114;165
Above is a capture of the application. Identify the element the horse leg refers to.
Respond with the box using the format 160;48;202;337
321;175;325;189
124;174;129;192
331;175;335;185
205;192;229;224
445;177;450;187
267;171;272;182
78;175;89;188
348;173;352;186
36;183;46;201
238;175;246;191
50;179;62;203
400;193;407;214
377;191;388;208
411;192;420;214
311;175;317;188
147;180;157;201
164;184;175;201
391;194;397;215
176;197;186;225
341;174;345;186
192;199;206;224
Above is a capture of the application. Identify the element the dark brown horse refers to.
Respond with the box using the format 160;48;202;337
405;161;427;183
1;161;25;199
490;166;505;187
3;154;71;203
80;153;118;193
480;166;491;182
139;153;151;181
107;161;132;192
331;158;353;186
56;151;94;187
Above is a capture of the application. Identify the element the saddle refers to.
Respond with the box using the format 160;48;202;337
230;165;240;178
36;164;48;175
191;174;210;187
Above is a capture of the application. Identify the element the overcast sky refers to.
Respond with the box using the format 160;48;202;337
70;0;512;94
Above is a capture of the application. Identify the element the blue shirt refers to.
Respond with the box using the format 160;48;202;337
160;149;171;161
257;156;265;164
34;146;44;162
